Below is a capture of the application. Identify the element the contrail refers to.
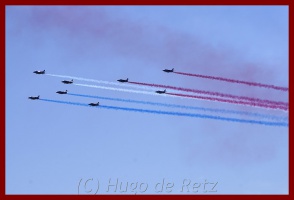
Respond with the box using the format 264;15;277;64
128;81;288;107
68;93;288;121
166;92;288;111
38;98;288;127
174;71;288;92
45;73;155;91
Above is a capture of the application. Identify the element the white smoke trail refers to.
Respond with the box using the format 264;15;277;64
74;83;168;97
46;74;155;91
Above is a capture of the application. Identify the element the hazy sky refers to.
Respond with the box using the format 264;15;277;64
6;6;288;194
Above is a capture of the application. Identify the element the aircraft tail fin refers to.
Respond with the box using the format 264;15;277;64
172;68;174;72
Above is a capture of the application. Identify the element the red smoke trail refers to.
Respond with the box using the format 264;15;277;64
173;71;288;92
165;92;288;111
128;81;288;107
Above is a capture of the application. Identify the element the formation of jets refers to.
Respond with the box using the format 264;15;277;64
30;70;99;106
30;67;174;103
116;68;173;94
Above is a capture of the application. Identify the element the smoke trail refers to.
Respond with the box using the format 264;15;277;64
45;73;288;107
38;98;288;127
45;74;155;91
73;83;166;97
40;98;87;107
68;93;288;121
166;92;288;111
128;81;288;107
174;71;288;92
73;83;287;111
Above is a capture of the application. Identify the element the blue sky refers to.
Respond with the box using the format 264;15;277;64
6;6;288;194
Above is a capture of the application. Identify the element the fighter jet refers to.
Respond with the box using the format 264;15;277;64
33;70;45;74
89;102;99;106
162;68;174;73
56;90;67;94
117;78;128;83
155;89;166;94
28;95;40;100
61;79;73;84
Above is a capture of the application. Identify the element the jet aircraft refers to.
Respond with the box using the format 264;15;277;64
28;95;40;100
33;70;45;74
162;68;174;73
56;90;67;94
155;89;166;94
89;102;99;106
117;78;128;83
62;79;73;84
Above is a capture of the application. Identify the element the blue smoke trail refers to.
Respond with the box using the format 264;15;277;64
39;98;288;127
67;93;288;122
40;99;88;107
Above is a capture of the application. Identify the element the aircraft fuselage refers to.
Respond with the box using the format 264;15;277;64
117;79;128;83
56;90;67;94
156;90;166;94
33;70;45;74
89;102;99;106
162;68;174;73
62;80;73;84
28;96;39;100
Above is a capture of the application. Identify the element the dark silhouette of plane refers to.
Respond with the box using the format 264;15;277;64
62;79;73;84
89;102;99;106
163;68;174;73
156;89;166;94
28;95;40;100
56;90;67;94
33;70;45;74
117;78;128;83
